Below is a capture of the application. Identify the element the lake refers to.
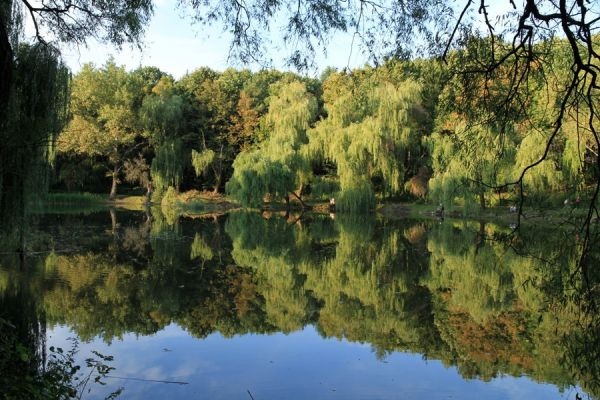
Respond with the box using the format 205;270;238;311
1;209;598;399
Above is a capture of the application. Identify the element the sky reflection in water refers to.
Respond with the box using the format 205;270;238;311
2;209;595;399
49;323;572;400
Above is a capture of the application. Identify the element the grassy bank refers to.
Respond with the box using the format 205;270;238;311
377;201;596;224
41;192;146;210
45;192;106;205
40;190;596;225
161;190;240;215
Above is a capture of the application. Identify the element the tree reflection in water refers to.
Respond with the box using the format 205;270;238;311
0;209;598;397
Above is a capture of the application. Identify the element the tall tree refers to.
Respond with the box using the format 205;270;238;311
180;67;253;193
427;47;520;210
0;0;152;214
140;75;190;201
0;43;69;245
308;69;424;212
57;60;144;199
226;79;318;207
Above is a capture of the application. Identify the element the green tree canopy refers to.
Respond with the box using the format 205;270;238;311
226;79;318;207
308;69;424;211
139;75;191;201
57;60;145;198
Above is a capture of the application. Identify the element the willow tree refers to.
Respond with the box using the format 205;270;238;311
0;0;152;222
428;37;591;211
308;70;424;212
191;148;215;187
510;39;593;201
0;42;69;251
58;60;144;199
426;42;525;211
2;11;69;225
140;75;189;201
427;122;517;211
226;80;317;208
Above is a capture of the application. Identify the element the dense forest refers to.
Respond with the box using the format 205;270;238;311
50;35;598;213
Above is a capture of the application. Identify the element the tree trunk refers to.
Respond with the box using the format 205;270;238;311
145;181;152;204
479;189;486;210
109;165;119;200
289;190;309;210
212;170;222;194
109;208;117;234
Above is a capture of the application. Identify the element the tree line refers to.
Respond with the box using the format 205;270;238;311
56;35;598;212
1;1;597;219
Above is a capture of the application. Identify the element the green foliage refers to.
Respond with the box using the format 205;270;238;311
179;67;257;192
0;43;69;226
45;192;106;205
191;149;216;176
58;61;141;158
140;76;186;141
151;139;185;202
309;176;340;200
190;233;214;261
33;36;600;214
515;132;564;194
426;56;519;211
226;80;317;206
137;75;193;202
335;178;376;213
308;70;425;211
427;123;516;212
227;152;295;207
426;37;598;210
57;60;145;198
160;186;180;223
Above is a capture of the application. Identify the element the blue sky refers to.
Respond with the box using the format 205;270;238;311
59;0;364;78
26;0;518;78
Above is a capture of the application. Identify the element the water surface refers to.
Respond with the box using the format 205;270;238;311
1;209;597;399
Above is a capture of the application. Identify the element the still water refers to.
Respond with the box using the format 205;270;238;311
1;209;598;399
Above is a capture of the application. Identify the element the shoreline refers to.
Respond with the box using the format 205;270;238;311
39;191;595;225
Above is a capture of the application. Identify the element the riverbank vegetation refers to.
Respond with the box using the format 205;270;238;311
47;35;598;215
0;1;597;223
